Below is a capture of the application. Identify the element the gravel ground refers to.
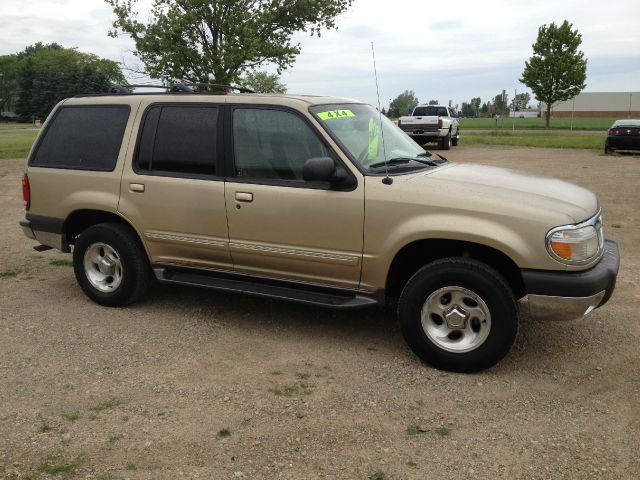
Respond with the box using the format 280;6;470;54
0;146;638;480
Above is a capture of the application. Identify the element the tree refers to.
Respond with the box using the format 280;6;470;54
510;92;531;111
470;97;481;116
0;54;20;117
428;99;439;105
520;20;587;127
106;0;353;85
388;90;419;118
460;102;473;117
242;70;286;93
493;90;509;116
13;43;125;121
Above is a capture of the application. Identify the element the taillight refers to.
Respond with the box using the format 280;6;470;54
22;174;30;211
438;117;443;128
608;129;619;136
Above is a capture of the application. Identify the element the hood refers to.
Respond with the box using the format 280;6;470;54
409;163;599;223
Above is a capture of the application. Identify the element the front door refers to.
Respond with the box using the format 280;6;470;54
119;101;232;270
224;106;364;289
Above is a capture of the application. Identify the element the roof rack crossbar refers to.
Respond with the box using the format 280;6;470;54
107;82;255;94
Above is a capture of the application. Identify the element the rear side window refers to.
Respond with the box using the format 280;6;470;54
136;105;219;176
30;106;130;171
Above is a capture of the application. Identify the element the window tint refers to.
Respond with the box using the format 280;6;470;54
233;108;330;181
31;106;130;171
136;105;218;176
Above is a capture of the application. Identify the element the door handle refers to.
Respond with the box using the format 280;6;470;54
235;192;253;202
130;183;145;193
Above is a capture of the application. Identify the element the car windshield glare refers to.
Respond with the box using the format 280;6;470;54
310;104;428;172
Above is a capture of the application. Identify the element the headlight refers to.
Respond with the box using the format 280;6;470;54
546;213;604;264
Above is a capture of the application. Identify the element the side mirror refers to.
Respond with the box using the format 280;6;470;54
303;157;336;182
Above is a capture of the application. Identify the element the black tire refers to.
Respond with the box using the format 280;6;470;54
398;258;518;373
73;222;151;307
439;132;452;150
451;129;460;146
604;143;612;155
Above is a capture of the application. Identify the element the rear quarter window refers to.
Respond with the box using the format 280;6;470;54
30;105;131;171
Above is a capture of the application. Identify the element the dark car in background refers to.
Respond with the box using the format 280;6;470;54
604;119;640;154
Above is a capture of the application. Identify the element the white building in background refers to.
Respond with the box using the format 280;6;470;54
541;92;640;118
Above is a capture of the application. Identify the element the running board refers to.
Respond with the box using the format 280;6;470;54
152;266;383;309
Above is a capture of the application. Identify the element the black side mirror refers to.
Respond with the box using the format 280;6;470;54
303;157;336;182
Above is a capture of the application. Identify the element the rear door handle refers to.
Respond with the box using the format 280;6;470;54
235;192;253;202
130;183;145;193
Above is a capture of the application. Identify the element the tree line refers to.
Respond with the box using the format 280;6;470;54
0;43;125;122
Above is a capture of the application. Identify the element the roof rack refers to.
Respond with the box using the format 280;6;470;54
108;82;255;95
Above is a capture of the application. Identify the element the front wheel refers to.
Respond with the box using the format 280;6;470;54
398;258;518;372
73;223;151;307
451;129;460;146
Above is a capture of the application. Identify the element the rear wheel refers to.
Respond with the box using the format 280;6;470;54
73;223;151;307
398;258;518;372
439;132;452;150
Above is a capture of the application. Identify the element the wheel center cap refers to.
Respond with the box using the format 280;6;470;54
98;257;114;274
444;306;468;329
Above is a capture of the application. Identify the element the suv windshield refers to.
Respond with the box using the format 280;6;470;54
310;104;439;173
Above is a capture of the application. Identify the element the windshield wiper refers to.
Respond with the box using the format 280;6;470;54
369;157;440;169
418;151;448;163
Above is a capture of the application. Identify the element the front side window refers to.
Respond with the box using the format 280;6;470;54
136;105;219;176
31;106;130;171
232;108;331;181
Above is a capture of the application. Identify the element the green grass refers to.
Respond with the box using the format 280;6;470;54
50;259;74;267
89;399;124;413
436;426;451;437
0;268;21;278
36;456;84;476
61;411;80;422
0;122;37;130
369;472;387;480
458;116;615;130
0;130;38;159
462;131;604;150
126;463;137;471
270;384;300;396
406;424;428;436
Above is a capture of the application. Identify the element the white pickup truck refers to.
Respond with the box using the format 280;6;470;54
398;105;460;150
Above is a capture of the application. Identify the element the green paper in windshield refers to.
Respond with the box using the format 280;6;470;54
316;109;355;121
368;118;380;160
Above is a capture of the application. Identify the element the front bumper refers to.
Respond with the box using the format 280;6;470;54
520;239;619;321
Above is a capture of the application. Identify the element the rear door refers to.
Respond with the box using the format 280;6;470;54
118;101;232;270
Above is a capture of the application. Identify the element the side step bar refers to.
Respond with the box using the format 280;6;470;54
152;265;384;309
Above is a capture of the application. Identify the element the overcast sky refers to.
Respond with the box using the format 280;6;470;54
1;0;638;108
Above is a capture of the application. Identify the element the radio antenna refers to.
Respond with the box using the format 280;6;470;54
371;41;392;185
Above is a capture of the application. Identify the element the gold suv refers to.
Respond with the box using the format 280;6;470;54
19;88;619;372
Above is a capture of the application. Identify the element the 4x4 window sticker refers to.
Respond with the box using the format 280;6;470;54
316;109;356;121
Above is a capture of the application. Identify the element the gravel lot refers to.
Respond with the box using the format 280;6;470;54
1;146;638;479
